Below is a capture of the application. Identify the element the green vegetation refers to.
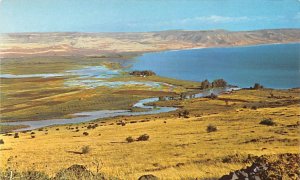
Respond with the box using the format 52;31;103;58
260;118;276;126
0;125;29;134
81;146;91;154
126;136;135;143
129;70;156;77
200;79;227;89
137;134;150;141
207;124;218;133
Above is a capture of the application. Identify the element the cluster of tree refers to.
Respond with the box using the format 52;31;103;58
200;79;227;89
251;83;264;89
129;70;156;77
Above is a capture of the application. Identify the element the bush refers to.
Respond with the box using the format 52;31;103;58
21;171;49;179
83;132;89;136
14;133;19;138
81;146;90;154
251;106;257;110
137;134;150;141
178;110;190;118
31;135;35;138
207;124;217;133
260;118;276;126
129;70;156;77
0;139;4;144
126;136;135;143
0;170;49;180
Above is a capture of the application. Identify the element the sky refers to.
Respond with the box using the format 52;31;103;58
0;0;299;33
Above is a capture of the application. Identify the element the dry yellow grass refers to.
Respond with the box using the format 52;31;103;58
0;89;299;179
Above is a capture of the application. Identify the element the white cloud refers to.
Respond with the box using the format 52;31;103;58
180;15;250;24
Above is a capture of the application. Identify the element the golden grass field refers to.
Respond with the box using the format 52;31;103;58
0;87;299;179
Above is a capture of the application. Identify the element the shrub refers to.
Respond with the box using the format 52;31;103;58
83;132;89;136
137;134;150;141
251;106;257;110
81;146;90;154
31;132;35;135
207;124;217;133
0;139;4;144
260;118;276;126
21;171;49;179
182;110;189;118
130;121;137;124
120;121;126;126
126;136;135;143
178;110;190;118
56;128;59;131
0;170;49;180
129;70;156;77
14;133;19;138
31;135;35;138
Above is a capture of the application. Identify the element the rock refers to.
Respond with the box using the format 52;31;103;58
138;174;159;180
219;153;300;180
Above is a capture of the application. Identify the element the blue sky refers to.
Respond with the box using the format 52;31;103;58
0;0;299;33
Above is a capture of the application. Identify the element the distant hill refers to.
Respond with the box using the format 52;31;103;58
1;29;299;58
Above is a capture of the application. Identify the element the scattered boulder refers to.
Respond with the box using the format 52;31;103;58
219;153;300;180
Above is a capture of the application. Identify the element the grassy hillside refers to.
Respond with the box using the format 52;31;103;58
0;88;299;179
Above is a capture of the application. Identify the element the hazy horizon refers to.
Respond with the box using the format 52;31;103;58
0;0;299;33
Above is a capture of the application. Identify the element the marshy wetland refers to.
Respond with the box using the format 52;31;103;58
0;44;300;179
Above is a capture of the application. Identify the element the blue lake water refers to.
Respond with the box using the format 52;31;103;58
130;43;300;89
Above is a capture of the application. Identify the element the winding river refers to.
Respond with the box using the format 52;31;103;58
3;43;297;131
0;88;236;131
